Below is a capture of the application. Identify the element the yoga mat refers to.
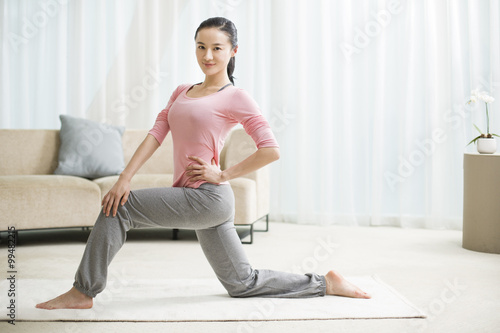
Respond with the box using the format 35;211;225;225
1;276;425;322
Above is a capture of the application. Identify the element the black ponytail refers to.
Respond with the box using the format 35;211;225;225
195;17;238;85
227;57;236;85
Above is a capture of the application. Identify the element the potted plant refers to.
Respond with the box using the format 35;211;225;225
466;89;498;154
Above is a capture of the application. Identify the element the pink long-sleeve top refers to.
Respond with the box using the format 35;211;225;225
148;84;279;188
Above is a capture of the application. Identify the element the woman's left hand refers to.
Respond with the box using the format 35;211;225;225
186;156;225;184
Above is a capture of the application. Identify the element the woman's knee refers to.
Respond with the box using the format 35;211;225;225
94;209;131;233
227;286;249;298
222;270;259;298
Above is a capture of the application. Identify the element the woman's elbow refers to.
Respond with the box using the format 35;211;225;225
258;147;280;163
270;147;280;161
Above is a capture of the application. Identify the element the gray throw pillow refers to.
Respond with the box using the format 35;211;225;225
54;115;125;179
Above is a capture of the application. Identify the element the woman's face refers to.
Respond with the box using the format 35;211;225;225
195;28;237;78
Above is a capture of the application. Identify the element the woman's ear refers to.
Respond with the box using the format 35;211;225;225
231;45;238;57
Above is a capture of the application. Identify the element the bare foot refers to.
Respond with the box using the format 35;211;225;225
325;270;371;299
36;287;93;310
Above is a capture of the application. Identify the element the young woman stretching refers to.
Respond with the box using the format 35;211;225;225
36;17;370;310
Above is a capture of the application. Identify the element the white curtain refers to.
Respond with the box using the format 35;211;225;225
1;0;499;230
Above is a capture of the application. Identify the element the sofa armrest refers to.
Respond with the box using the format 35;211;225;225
221;128;270;220
228;178;257;225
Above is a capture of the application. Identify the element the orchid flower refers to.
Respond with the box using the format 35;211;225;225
466;89;498;146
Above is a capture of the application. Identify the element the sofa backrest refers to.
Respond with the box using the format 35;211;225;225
0;129;174;176
0;129;60;175
122;130;174;175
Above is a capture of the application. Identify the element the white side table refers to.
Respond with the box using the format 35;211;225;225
463;153;500;254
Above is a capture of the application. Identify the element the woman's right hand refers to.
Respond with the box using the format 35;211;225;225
102;176;131;217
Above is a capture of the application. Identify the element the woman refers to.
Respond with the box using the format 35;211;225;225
37;17;370;310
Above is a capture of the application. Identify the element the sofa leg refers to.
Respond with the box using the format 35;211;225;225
172;228;179;240
240;224;253;245
254;214;269;233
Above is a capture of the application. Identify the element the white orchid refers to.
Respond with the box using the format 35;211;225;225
469;89;495;103
482;95;495;103
466;89;498;146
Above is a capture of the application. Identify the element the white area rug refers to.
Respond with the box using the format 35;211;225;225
1;276;425;322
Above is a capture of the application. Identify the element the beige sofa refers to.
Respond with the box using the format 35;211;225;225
0;128;269;243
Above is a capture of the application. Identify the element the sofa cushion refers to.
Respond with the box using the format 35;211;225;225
0;175;101;230
54;115;125;179
93;174;174;199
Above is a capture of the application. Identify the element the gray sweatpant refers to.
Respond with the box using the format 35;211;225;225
73;183;326;298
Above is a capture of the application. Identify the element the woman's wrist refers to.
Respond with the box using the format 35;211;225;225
219;170;229;183
119;171;133;182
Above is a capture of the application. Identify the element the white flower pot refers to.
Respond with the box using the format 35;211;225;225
477;138;497;154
